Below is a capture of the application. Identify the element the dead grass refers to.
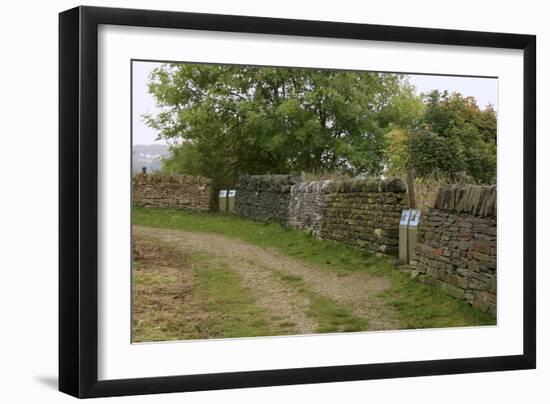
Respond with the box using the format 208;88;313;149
414;177;446;208
132;233;307;342
132;236;209;342
133;225;400;341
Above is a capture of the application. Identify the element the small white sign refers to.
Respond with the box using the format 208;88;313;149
219;190;227;197
409;209;421;227
228;190;236;197
400;209;411;226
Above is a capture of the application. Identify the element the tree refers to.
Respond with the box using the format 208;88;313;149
386;127;419;208
386;90;497;185
144;64;409;185
384;88;497;209
418;90;497;183
383;83;425;207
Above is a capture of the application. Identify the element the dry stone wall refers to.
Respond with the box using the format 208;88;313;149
235;175;301;224
237;175;407;255
288;181;333;236
133;173;212;211
411;185;497;317
134;171;497;316
319;178;407;255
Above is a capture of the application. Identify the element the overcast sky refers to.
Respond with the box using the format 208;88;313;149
132;61;497;146
133;62;163;145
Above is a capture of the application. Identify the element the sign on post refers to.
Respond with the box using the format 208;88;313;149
407;209;421;262
399;209;411;263
218;190;228;212
227;190;236;212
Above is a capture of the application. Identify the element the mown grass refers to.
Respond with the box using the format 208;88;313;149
133;207;496;329
132;236;300;342
189;253;299;338
274;271;369;333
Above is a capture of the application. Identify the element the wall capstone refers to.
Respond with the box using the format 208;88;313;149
434;184;497;217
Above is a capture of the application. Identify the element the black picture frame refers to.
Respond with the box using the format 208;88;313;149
59;5;536;398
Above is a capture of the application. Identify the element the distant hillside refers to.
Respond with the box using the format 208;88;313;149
133;144;170;173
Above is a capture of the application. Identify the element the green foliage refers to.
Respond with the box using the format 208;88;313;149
160;142;201;175
385;127;413;175
414;90;497;183
386;89;497;184
145;64;408;184
378;81;425;129
408;128;466;176
146;64;496;185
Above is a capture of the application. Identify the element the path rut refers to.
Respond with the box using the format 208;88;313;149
134;225;401;332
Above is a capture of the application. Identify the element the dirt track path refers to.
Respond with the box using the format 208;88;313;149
133;225;401;333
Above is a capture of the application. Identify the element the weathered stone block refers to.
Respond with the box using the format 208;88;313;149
439;281;466;299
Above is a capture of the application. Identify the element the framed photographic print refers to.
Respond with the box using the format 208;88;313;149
59;6;536;398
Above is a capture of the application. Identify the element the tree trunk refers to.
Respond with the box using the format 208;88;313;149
406;168;417;209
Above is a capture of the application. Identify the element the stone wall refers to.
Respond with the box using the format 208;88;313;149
411;185;497;316
133;173;212;211
235;175;301;224
237;175;407;255
319;178;407;255
288;180;333;236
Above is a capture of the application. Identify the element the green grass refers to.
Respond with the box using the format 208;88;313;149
132;236;299;342
274;271;369;333
133;207;496;329
380;276;494;329
309;296;368;333
188;253;299;338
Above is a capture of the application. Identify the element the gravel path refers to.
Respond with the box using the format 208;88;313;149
133;225;401;333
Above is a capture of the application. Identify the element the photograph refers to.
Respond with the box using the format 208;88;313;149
54;4;537;399
131;60;498;343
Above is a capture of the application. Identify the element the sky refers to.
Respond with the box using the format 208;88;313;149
407;74;497;110
132;61;497;146
132;62;163;145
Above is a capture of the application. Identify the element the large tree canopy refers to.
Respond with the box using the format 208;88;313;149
145;65;497;186
145;64;408;185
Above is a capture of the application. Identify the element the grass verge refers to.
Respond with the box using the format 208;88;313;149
133;207;496;329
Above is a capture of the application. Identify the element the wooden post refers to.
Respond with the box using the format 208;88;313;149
406;169;417;209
